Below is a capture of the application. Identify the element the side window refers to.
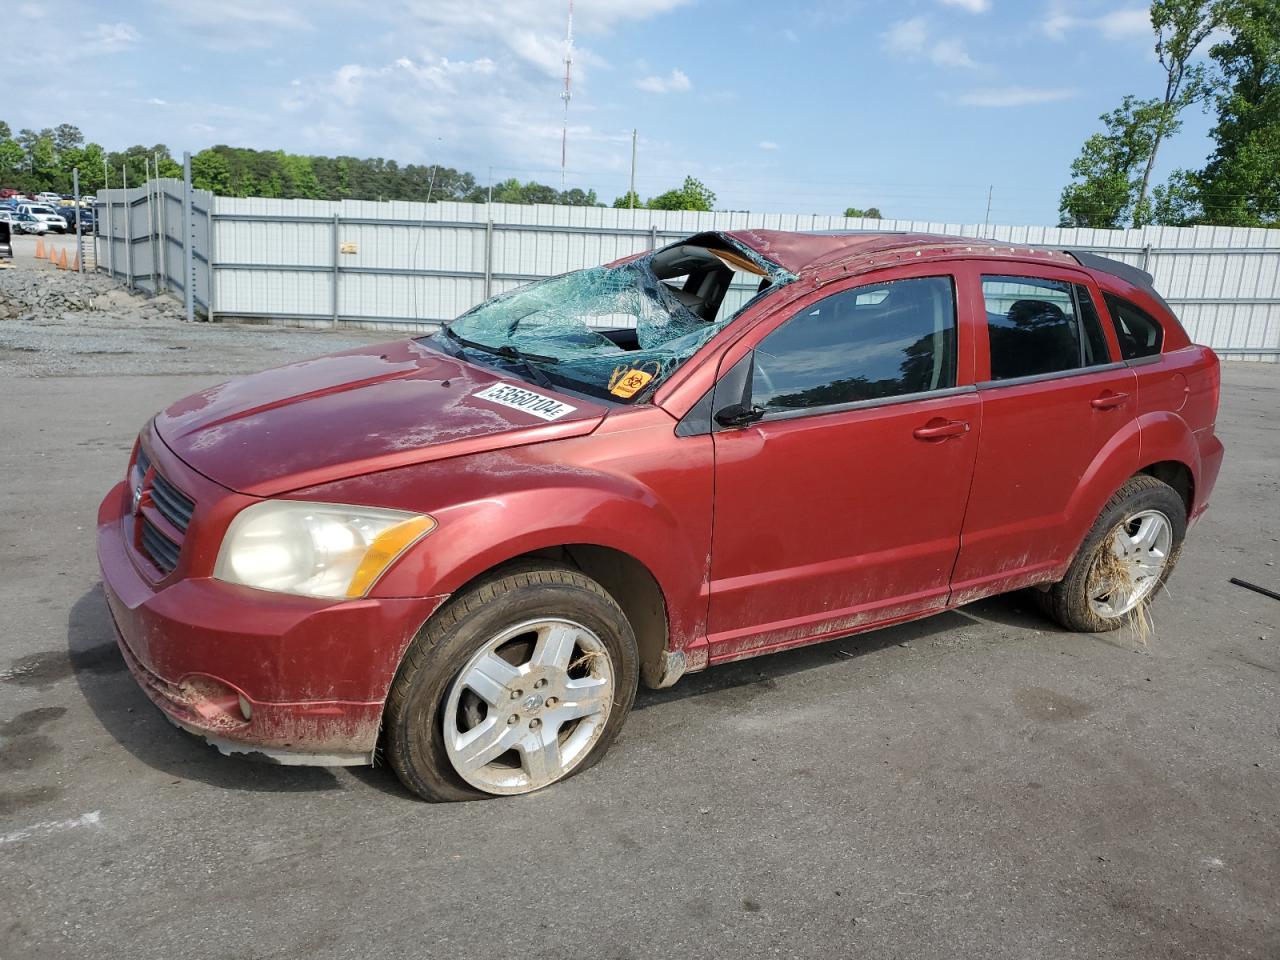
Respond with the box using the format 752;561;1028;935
1103;293;1164;360
982;275;1081;380
1076;284;1113;366
751;276;956;414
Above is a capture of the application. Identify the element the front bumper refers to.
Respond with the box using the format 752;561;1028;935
98;479;446;765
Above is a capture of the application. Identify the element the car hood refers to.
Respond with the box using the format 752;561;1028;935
154;339;607;496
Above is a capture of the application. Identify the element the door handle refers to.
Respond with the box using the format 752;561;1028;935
1090;391;1130;410
913;418;969;441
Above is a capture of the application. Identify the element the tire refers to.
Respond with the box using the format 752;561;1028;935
384;563;639;802
1037;475;1186;633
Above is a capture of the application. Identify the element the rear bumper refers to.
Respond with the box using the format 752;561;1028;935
98;480;447;765
1192;429;1225;524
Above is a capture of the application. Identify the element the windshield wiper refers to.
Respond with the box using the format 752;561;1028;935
443;327;558;390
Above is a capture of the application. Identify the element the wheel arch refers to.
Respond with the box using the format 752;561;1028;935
394;540;681;693
1137;460;1194;518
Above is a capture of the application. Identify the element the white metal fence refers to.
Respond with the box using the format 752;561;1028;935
97;177;213;315
95;184;1280;360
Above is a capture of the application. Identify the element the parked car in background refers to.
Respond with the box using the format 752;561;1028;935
0;210;50;235
35;192;63;206
98;230;1223;801
60;206;95;232
18;204;68;233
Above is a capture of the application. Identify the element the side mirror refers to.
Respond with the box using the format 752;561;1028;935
713;402;765;429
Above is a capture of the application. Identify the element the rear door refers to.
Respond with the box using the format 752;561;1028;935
707;266;980;661
950;261;1138;601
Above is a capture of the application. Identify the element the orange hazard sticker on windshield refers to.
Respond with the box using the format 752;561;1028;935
610;369;654;398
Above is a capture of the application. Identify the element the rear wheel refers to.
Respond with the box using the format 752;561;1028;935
1037;475;1186;633
384;564;639;801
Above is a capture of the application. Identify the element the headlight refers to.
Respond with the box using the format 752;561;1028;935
213;501;436;599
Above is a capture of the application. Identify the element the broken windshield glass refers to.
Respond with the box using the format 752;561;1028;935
428;237;795;403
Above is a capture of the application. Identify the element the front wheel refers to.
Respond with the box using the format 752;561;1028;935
384;564;639;801
1037;475;1186;633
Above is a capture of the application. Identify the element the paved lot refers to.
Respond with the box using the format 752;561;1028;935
1;258;1278;959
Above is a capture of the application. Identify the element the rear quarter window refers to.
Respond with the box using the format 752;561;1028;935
1103;293;1164;360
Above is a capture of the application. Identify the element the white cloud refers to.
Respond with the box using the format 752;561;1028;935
884;17;929;55
88;22;141;51
388;0;692;78
930;38;977;68
939;0;990;12
1043;7;1150;42
1097;9;1152;39
758;141;779;151
151;0;312;50
636;68;692;94
883;16;979;67
956;86;1079;107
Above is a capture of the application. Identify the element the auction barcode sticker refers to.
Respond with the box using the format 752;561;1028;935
473;383;577;421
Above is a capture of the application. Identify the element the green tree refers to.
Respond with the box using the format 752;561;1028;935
1059;96;1164;227
74;143;109;192
612;190;642;209
1132;0;1228;225
1189;0;1280;225
646;175;716;211
843;206;884;219
0;138;24;179
52;122;84;155
191;148;232;194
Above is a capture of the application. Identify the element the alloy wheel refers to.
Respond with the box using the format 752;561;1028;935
442;618;615;795
1089;509;1173;618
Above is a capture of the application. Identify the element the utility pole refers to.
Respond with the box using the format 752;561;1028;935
73;168;83;273
182;152;194;324
629;129;637;210
983;185;993;235
559;0;574;190
122;164;134;288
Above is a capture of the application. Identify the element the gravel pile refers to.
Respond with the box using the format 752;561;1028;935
0;261;182;322
0;256;385;378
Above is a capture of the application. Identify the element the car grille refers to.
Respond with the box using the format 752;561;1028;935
140;518;181;574
133;447;196;576
151;471;195;532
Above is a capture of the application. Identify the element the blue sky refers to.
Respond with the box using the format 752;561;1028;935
6;0;1221;224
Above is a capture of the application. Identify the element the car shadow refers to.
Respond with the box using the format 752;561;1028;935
69;585;342;793
68;583;1069;796
633;599;1033;711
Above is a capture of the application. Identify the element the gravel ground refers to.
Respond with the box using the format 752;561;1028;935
0;241;386;378
0;252;1277;960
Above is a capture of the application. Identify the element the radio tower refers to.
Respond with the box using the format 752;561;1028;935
560;0;574;189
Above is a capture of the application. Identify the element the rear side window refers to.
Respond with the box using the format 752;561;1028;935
982;276;1083;380
1103;293;1164;359
751;276;957;414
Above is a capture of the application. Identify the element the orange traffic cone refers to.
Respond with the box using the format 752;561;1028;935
70;252;80;271
57;249;68;270
34;238;45;259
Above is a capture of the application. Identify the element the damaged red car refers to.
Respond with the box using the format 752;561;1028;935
97;230;1223;800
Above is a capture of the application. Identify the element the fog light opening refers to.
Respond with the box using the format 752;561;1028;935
238;694;253;721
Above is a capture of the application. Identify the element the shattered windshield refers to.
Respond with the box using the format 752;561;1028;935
426;237;795;403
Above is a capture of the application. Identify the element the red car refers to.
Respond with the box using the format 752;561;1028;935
97;231;1223;800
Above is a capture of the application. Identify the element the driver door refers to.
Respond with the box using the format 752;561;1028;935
706;268;980;661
